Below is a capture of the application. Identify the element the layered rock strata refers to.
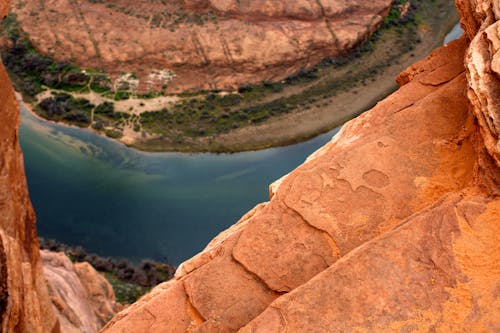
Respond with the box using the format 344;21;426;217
41;251;121;333
102;1;499;331
2;3;120;332
0;1;59;331
11;0;392;93
0;0;498;332
459;0;500;167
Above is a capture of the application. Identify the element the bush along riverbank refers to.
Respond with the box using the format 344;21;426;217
39;238;176;304
2;0;458;152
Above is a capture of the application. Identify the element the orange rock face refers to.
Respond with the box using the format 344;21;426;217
0;1;59;331
102;1;499;331
460;0;500;167
0;0;8;18
11;0;391;93
0;0;498;332
242;195;500;332
41;251;121;333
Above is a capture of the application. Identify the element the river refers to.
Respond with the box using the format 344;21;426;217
444;22;464;44
20;105;340;264
20;23;463;265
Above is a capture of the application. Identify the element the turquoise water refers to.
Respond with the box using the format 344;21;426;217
20;105;340;264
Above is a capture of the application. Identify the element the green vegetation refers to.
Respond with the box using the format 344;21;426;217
89;75;112;94
0;14;126;102
95;101;114;115
39;238;176;304
37;93;93;127
103;273;150;304
91;102;133;138
113;91;131;101
105;129;123;139
384;0;410;26
137;91;165;99
0;14;91;100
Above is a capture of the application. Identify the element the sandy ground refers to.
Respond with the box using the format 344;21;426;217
35;90;180;115
33;89;179;144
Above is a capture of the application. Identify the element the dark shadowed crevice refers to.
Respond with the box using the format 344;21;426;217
0;235;8;321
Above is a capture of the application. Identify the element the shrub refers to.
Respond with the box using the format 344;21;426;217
105;129;123;139
114;91;130;101
95;102;115;116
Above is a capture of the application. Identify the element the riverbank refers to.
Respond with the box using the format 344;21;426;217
14;0;459;153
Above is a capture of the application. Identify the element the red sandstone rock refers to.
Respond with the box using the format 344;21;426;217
10;0;392;93
0;1;499;332
241;194;500;332
464;17;500;167
101;2;500;330
0;0;8;18
0;1;59;330
41;251;121;333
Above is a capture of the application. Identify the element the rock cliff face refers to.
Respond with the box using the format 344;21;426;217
1;2;121;332
102;1;499;332
0;0;498;332
41;251;121;333
0;1;59;332
11;0;392;93
0;0;59;332
459;0;500;167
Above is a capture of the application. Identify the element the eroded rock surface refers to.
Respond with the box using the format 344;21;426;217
0;0;498;332
462;0;500;167
1;2;123;331
0;2;60;332
101;1;500;330
242;194;499;332
11;0;392;93
104;1;500;332
41;251;121;333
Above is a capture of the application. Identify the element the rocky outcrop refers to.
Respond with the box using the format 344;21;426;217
0;0;498;332
102;1;499;332
11;0;392;93
1;3;121;332
184;0;382;20
0;1;59;332
459;0;500;167
242;194;499;332
41;251;121;333
0;0;8;18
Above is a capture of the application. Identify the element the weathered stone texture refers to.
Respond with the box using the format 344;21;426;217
102;2;500;330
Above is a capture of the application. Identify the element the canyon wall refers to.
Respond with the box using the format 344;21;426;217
41;251;121;333
0;0;498;332
0;1;59;332
1;1;120;332
11;0;392;93
102;1;499;332
459;0;500;167
0;58;121;332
